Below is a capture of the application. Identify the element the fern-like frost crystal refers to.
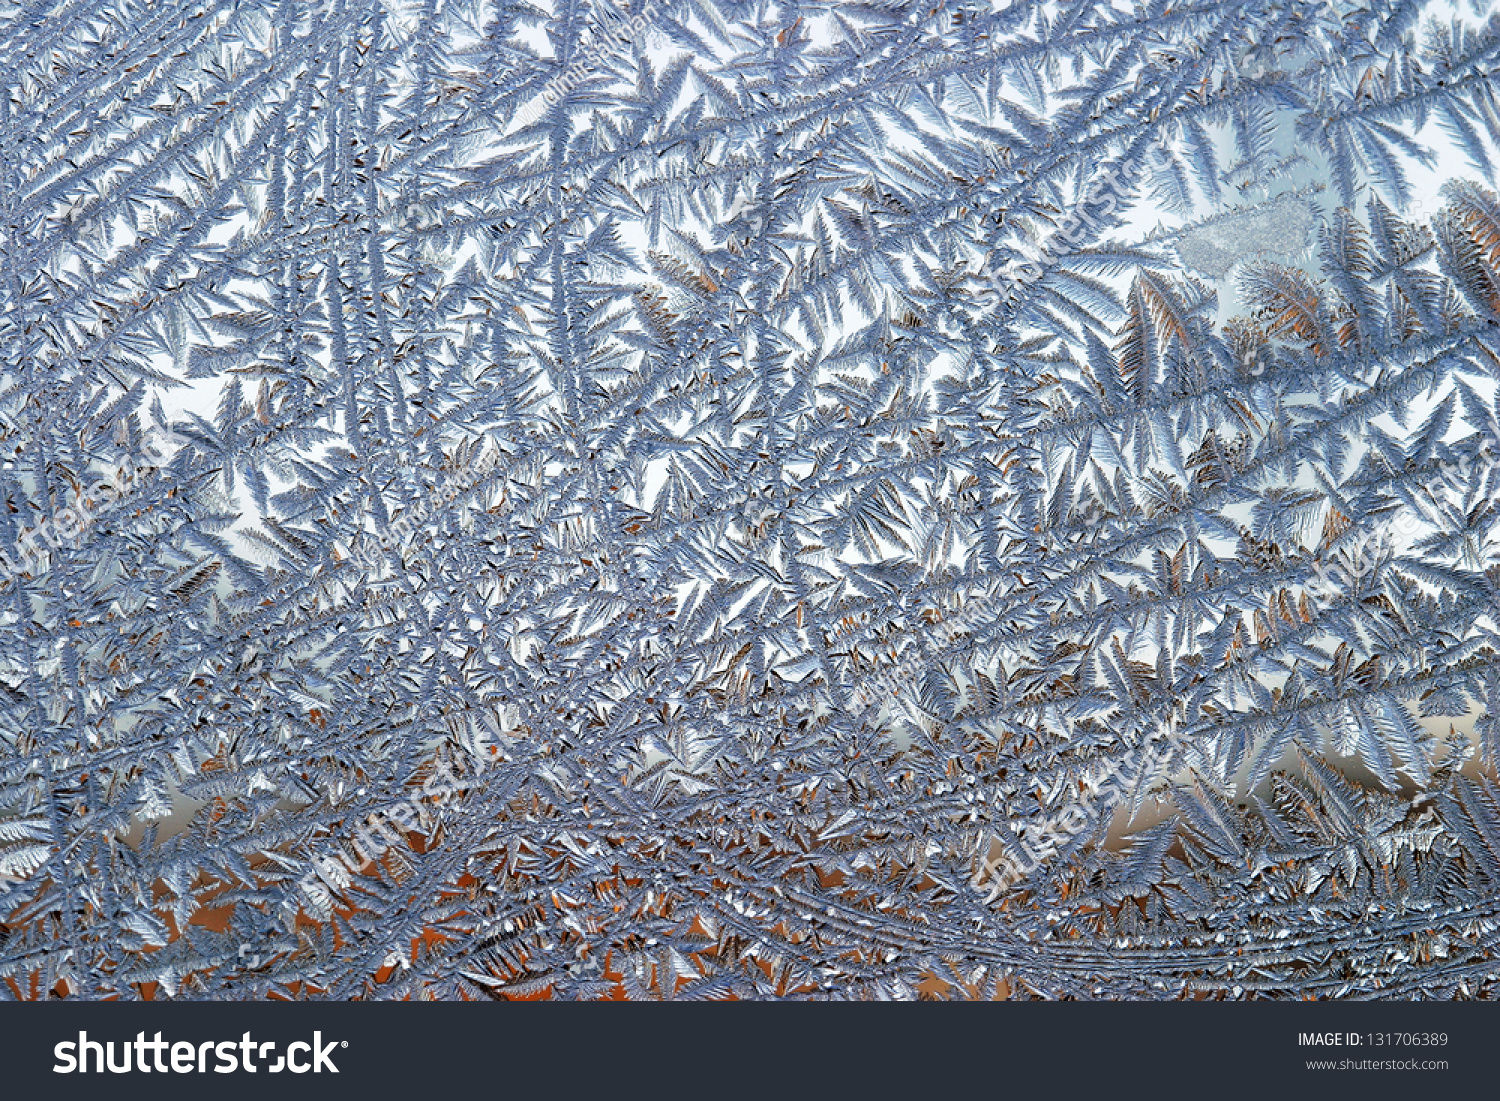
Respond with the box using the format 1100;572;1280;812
1;0;1499;1000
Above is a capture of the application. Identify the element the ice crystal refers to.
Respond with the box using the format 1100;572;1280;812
1;0;1500;1000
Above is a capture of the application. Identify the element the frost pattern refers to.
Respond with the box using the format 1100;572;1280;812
1;0;1500;1000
